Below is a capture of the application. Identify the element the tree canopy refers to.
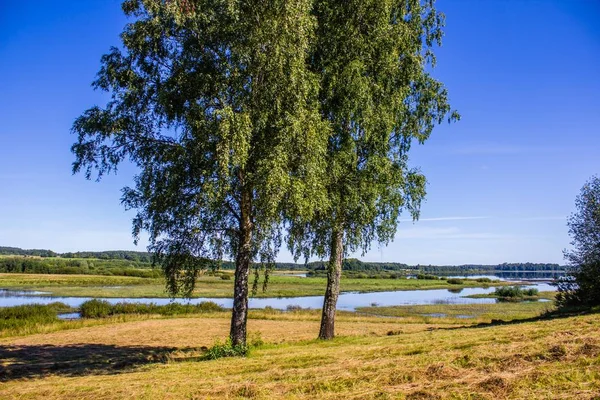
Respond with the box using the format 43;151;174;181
286;0;458;339
72;0;329;346
558;176;600;307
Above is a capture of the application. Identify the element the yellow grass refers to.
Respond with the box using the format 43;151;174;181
1;307;599;399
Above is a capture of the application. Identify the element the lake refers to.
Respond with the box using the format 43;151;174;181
0;281;556;311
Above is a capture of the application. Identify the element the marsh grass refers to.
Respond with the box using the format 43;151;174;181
0;302;75;337
79;299;225;318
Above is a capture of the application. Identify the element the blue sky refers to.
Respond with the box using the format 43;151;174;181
0;1;598;265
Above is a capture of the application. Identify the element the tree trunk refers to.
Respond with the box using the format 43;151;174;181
230;187;252;347
318;228;343;340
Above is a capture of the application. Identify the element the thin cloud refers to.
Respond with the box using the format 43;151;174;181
394;227;511;240
520;216;566;221
400;216;490;222
447;144;568;156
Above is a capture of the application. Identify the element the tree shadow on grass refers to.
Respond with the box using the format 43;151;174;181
430;307;597;332
0;343;202;382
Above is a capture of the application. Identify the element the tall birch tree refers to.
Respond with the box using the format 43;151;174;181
287;0;459;339
72;0;328;347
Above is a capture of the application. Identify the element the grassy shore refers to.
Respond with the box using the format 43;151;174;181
0;273;513;298
356;300;556;324
464;290;557;302
0;301;598;399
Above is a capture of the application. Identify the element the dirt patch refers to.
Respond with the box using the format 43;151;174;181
478;376;513;395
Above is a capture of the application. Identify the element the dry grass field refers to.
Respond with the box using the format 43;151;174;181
1;305;599;399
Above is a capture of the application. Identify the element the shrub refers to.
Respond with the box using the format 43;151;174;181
194;301;226;313
558;176;600;307
203;340;248;360
80;299;112;318
523;288;539;297
220;274;232;280
494;286;538;299
0;304;56;321
476;278;492;283
0;303;73;334
416;274;438;280
447;278;463;285
79;300;225;318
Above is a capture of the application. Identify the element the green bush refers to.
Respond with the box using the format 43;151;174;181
79;300;225;318
447;278;463;285
416;273;438;280
0;302;72;333
203;339;248;360
494;286;538;299
80;299;112;318
523;288;539;296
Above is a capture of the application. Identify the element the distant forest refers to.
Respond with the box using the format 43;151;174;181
0;246;566;275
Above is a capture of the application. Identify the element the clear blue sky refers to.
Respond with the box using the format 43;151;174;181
0;1;598;265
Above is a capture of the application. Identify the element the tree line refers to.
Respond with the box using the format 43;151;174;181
0;256;161;278
1;247;563;274
0;247;153;262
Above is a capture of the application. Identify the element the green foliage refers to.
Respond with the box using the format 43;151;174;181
494;286;539;300
282;0;458;337
0;303;71;332
0;247;57;257
416;274;439;280
80;299;112;318
0;256;162;278
203;339;249;360
446;278;463;285
558;176;600;307
71;0;329;299
0;247;153;262
79;299;225;318
203;331;264;360
287;0;458;262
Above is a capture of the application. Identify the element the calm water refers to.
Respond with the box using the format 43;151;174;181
0;281;556;311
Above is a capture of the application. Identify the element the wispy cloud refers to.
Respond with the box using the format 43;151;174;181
394;227;512;240
520;216;566;221
447;144;567;156
401;215;566;223
400;216;490;223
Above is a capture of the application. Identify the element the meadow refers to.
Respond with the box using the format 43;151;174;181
0;299;598;399
0;272;513;299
